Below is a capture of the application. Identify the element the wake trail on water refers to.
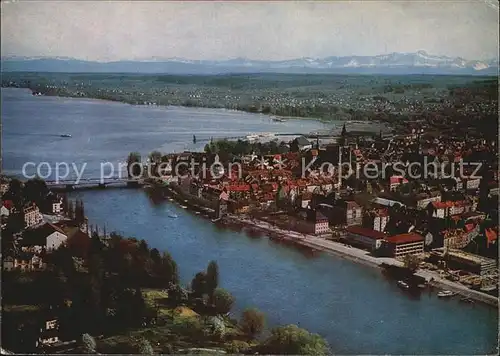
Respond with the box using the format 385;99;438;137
4;132;64;137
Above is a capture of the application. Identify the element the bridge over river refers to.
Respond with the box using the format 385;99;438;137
45;177;145;191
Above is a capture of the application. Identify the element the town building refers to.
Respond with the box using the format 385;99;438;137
36;312;60;349
416;192;441;209
313;211;330;235
389;176;408;191
372;209;389;232
3;253;46;272
345;225;386;251
21;223;68;252
345;200;362;226
292;136;313;151
48;195;64;214
215;191;229;219
430;248;497;276
23;203;43;228
383;233;425;259
1;200;14;217
0;182;9;195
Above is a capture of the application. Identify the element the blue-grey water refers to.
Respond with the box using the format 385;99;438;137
2;88;498;354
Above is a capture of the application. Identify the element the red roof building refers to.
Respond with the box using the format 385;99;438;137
384;233;424;259
345;226;387;251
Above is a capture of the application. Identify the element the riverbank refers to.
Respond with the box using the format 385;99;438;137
223;214;498;307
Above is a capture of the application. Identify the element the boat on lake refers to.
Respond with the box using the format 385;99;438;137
397;280;410;290
60;134;72;138
459;297;475;304
437;290;456;298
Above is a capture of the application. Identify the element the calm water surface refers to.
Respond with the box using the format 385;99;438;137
2;88;498;354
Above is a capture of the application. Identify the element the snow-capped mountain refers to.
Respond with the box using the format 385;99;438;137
1;51;497;74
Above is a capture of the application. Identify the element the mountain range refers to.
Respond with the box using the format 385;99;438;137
1;51;498;75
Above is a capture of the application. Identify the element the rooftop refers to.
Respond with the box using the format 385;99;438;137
385;233;424;245
346;225;387;240
433;248;497;265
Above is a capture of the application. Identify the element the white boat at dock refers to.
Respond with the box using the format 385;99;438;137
246;134;259;141
437;290;456;298
397;280;410;290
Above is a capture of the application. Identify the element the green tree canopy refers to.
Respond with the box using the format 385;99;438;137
260;324;329;355
240;308;265;339
191;272;207;299
212;288;235;315
206;260;219;298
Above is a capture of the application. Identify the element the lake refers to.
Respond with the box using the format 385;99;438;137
2;88;497;354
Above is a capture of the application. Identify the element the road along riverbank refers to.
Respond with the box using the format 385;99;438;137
224;214;498;307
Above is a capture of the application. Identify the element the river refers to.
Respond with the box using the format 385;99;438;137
2;88;498;354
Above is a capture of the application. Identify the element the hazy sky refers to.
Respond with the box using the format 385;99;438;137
1;0;498;61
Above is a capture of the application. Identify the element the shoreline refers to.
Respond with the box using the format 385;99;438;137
222;213;498;307
3;86;385;127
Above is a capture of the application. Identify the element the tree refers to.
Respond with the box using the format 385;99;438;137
402;254;420;272
4;178;23;208
23;177;48;208
138;338;154;355
62;194;69;213
205;261;219;299
150;248;161;264
261;324;329;355
68;200;75;219
240;308;265;339
167;283;189;306
149;151;162;164
161;252;179;286
341;123;347;137
127;152;142;178
205;315;226;340
426;202;436;219
81;333;97;354
212;288;235;315
190;272;207;299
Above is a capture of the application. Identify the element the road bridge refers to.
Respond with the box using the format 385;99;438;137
45;177;145;192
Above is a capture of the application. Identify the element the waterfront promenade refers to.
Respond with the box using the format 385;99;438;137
229;214;498;307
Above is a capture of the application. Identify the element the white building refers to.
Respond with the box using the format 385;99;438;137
21;223;68;252
1;205;10;217
51;198;63;214
23;203;43;228
373;210;389;232
313;211;330;235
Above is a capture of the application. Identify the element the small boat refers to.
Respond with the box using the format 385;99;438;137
180;205;187;209
168;212;178;218
246;134;259;141
437;290;456;298
60;134;72;138
459;297;474;304
397;280;410;290
211;218;221;223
